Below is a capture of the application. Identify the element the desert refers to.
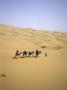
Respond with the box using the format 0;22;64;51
0;24;67;90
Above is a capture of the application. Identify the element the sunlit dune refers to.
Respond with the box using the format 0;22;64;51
0;24;67;90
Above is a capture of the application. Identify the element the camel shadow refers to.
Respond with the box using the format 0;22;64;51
12;57;18;59
20;56;25;58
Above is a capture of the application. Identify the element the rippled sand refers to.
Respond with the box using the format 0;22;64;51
0;24;67;90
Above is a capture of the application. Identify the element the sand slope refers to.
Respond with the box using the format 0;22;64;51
0;24;67;90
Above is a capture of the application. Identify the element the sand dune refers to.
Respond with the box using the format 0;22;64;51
0;24;67;90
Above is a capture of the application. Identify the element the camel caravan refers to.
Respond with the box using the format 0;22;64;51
13;49;47;59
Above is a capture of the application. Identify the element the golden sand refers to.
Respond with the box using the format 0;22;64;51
0;24;67;90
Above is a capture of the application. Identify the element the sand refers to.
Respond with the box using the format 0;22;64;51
0;24;67;90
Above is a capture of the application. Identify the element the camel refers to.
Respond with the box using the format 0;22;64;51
23;51;28;57
35;50;42;57
15;50;21;58
28;50;34;57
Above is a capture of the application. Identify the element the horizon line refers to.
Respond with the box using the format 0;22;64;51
0;23;66;32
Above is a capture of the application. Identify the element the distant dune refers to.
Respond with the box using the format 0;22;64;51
0;24;67;90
